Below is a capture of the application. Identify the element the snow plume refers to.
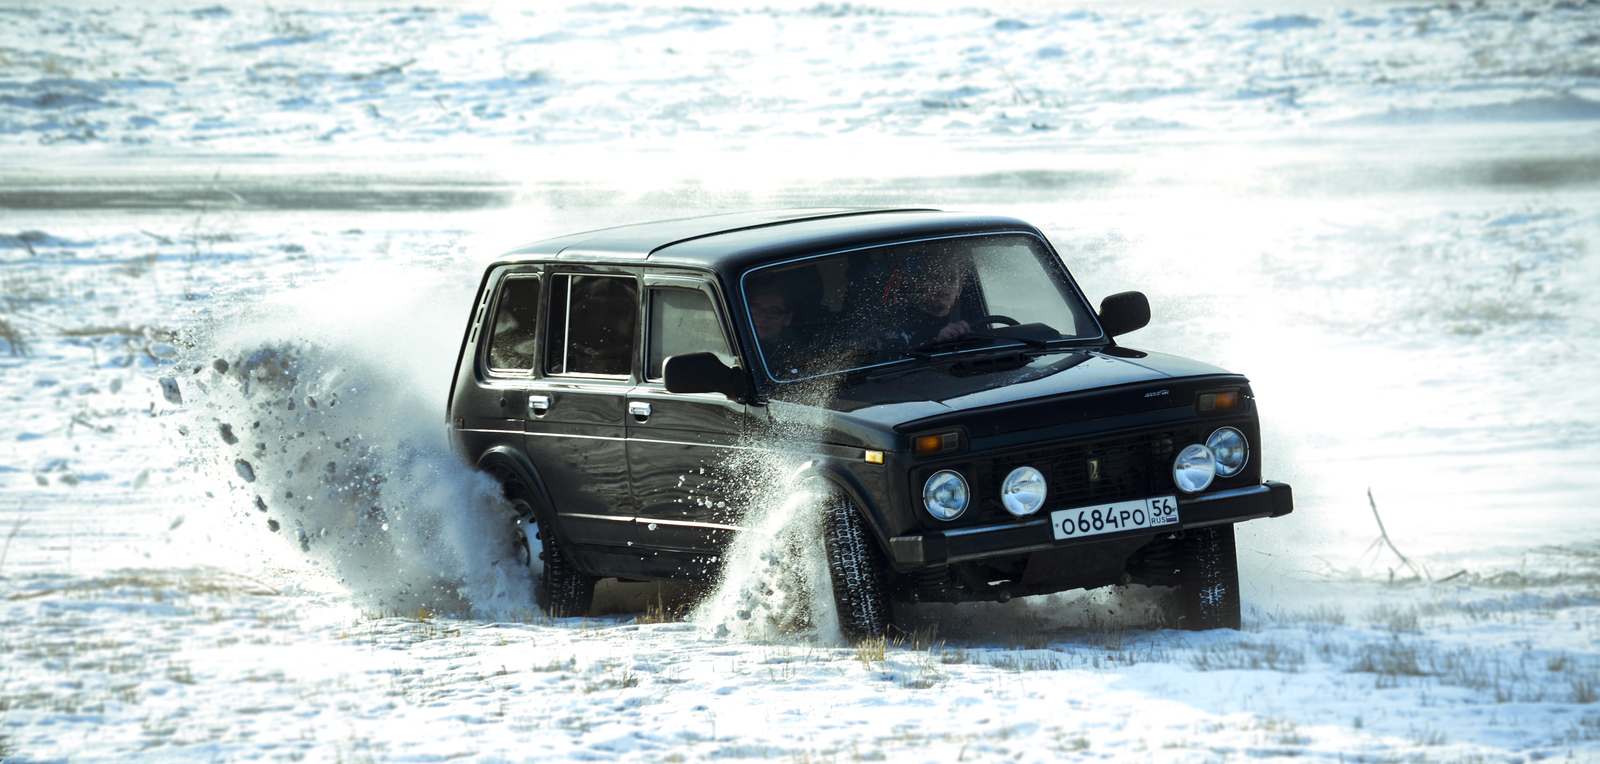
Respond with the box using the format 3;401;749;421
166;263;536;618
690;395;845;643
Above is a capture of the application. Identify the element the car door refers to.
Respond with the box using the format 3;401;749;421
523;270;640;549
626;275;755;554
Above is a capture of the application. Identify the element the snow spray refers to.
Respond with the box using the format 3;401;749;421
166;262;537;617
689;393;846;643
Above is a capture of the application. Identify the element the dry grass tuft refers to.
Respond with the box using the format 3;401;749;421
632;587;690;625
6;567;279;601
0;315;26;356
854;636;887;666
1192;639;1306;673
1349;637;1428;677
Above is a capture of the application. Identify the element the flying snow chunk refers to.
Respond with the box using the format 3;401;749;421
158;377;182;405
219;423;238;445
235;459;256;482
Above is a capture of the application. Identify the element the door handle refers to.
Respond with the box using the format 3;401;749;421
628;401;652;421
529;395;551;416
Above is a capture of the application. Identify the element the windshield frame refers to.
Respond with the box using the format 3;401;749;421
737;231;1106;384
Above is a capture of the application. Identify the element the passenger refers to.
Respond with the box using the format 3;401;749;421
747;282;803;370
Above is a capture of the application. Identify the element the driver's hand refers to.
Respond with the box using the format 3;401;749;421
937;320;971;342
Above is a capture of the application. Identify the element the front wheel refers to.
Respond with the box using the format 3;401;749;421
1176;524;1242;630
821;489;892;640
503;481;596;618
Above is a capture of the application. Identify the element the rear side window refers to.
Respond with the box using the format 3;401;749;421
545;274;638;377
487;276;540;373
646;288;732;381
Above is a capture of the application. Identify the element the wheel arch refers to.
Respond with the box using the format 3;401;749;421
793;457;893;554
474;446;606;579
476;447;553;522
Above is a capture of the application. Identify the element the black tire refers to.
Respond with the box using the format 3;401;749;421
1176;524;1242;630
503;480;595;618
821;489;893;640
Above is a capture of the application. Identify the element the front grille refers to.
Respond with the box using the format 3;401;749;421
973;425;1204;521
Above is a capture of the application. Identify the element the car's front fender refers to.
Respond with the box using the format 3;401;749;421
790;456;894;556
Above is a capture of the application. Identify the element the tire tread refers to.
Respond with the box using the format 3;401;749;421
1177;524;1242;630
822;491;892;640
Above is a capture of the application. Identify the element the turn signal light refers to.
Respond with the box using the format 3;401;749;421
1197;391;1239;412
913;432;960;455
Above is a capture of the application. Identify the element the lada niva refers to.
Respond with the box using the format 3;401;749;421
447;208;1293;637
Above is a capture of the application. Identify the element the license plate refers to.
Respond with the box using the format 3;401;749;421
1050;495;1178;541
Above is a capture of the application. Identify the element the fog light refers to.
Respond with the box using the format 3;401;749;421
1000;466;1048;517
1205;427;1248;477
922;470;969;521
1172;444;1216;493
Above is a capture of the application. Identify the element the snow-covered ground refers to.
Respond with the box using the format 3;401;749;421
3;1;1600;761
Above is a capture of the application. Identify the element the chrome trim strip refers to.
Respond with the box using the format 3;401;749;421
627;437;759;450
526;430;811;451
458;428;524;435
526;431;627;442
636;518;747;533
547;372;631;381
558;513;633;523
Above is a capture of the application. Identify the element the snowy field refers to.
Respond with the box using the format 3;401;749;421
3;1;1600;761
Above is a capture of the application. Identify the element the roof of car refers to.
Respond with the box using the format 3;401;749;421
496;208;1044;275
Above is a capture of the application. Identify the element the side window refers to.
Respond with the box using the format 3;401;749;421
647;288;732;382
545;274;638;377
486;276;540;373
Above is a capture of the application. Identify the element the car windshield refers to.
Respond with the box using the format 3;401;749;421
741;233;1101;382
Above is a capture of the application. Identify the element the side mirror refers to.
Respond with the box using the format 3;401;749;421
1098;291;1151;338
663;352;748;401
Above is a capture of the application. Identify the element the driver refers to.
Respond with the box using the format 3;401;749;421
885;251;974;349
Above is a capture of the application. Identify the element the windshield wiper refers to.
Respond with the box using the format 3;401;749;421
902;332;1049;359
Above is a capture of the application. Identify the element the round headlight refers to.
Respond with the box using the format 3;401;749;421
1172;444;1216;494
1205;427;1249;478
1000;466;1048;517
922;470;969;521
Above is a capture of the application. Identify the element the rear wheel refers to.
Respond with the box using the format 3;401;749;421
821;489;892;640
1176;524;1242;630
502;479;595;618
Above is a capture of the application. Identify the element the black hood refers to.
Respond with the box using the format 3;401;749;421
767;347;1243;446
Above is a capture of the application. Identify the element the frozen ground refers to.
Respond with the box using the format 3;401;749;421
3;1;1600;761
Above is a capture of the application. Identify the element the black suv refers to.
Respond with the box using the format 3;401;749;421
448;208;1292;636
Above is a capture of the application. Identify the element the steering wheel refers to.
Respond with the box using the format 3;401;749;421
968;315;1020;329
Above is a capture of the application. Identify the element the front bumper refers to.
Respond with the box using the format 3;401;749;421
888;480;1293;567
